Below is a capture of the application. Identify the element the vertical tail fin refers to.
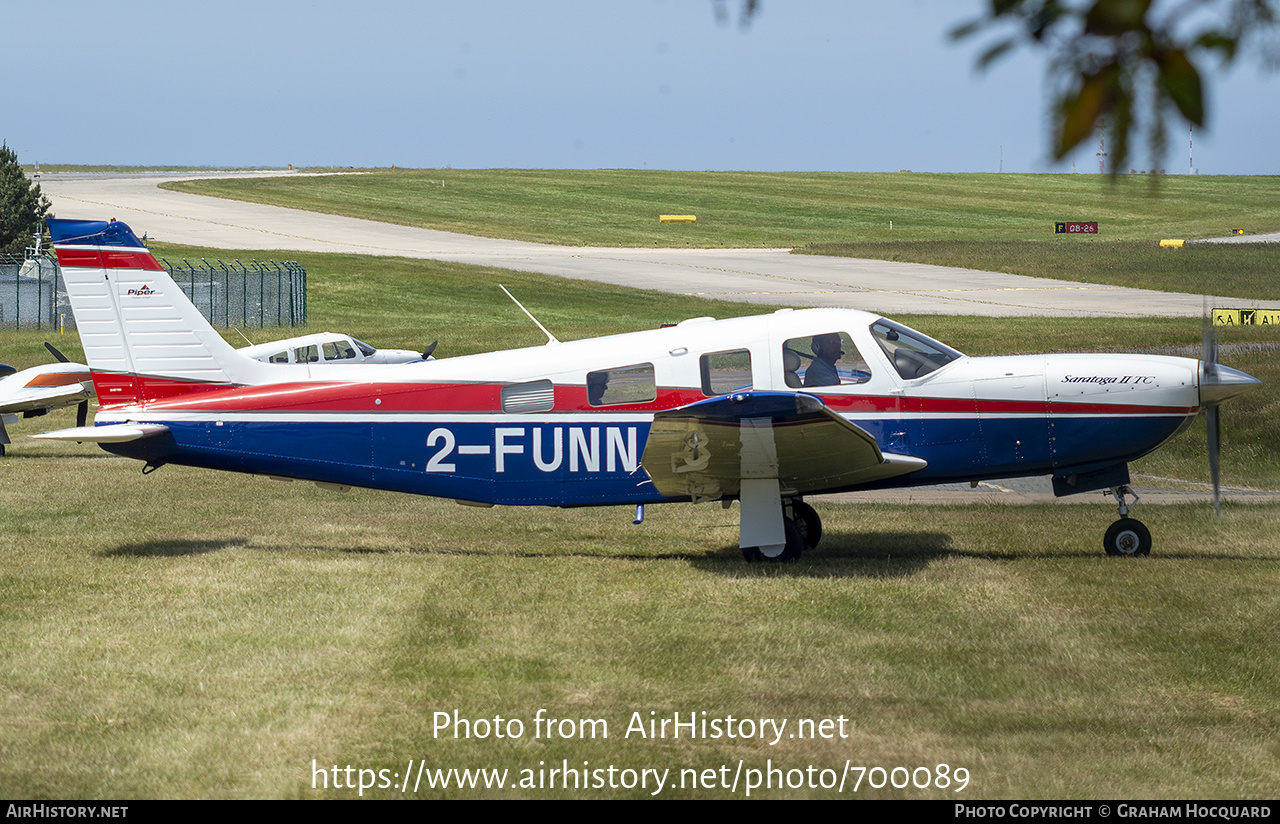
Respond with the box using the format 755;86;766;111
48;218;256;407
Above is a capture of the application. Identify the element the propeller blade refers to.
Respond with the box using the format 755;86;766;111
44;342;71;363
422;341;439;359
1206;404;1221;520
76;401;89;429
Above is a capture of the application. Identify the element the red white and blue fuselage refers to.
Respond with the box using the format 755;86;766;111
41;218;1255;557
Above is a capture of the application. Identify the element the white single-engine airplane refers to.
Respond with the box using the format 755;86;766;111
0;345;93;456
238;331;431;366
38;218;1260;559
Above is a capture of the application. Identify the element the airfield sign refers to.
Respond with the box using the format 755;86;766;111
1214;308;1280;326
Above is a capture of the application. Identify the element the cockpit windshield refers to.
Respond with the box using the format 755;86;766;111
870;319;963;380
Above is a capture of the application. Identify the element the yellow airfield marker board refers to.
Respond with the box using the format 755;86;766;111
1214;309;1280;326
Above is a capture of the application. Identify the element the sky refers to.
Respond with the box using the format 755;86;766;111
4;0;1277;174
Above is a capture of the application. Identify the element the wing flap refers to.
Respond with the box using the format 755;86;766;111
641;391;925;500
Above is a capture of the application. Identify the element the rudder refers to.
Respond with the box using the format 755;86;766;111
48;218;255;407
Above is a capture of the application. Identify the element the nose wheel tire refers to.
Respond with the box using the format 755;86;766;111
1104;518;1151;557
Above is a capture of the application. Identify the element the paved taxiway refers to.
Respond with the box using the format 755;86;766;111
40;171;1280;318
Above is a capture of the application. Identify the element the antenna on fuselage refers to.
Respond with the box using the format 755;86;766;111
499;284;560;345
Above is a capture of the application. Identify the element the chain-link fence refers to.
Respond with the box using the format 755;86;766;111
0;253;307;331
160;258;307;329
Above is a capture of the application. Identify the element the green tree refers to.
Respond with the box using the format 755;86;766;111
0;143;53;255
953;0;1278;175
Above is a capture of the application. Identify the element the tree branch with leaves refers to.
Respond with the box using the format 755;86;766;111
953;0;1277;174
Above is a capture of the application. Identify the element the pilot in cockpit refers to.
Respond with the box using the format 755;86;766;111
803;333;843;387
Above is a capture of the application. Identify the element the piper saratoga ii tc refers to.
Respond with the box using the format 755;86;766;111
38;218;1259;560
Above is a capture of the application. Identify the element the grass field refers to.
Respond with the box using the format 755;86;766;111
2;435;1278;799
3;245;1279;799
164;170;1280;247
799;239;1280;301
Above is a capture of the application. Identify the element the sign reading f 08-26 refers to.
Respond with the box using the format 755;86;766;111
1055;222;1098;234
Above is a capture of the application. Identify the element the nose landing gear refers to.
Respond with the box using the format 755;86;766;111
1103;485;1151;556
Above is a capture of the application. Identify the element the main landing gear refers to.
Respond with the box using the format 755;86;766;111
742;499;824;563
1103;485;1151;557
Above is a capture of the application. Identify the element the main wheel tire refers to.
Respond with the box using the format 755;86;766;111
741;519;804;563
1104;518;1151;557
790;501;823;549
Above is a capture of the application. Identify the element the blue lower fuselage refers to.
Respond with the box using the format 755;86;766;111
103;409;1194;506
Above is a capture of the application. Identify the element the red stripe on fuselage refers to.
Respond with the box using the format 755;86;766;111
820;393;1195;417
115;379;1195;417
55;248;164;271
91;372;236;408
131;380;703;414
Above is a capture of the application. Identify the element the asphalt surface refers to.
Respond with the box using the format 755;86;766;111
39;171;1280;318
36;170;1279;506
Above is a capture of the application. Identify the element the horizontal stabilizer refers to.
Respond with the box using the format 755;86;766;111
34;423;171;443
642;391;926;500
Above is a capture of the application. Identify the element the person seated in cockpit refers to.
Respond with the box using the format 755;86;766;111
803;333;843;387
587;371;610;406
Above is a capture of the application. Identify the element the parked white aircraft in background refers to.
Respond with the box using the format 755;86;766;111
0;345;93;456
238;331;431;366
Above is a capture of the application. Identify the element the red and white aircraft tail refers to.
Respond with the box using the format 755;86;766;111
47;218;267;406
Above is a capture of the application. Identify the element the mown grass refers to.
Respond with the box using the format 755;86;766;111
163;170;1280;247
3;248;1277;798
799;240;1280;301
1;436;1278;799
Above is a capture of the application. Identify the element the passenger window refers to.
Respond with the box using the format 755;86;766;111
700;349;753;396
294;345;319;363
501;380;555;413
782;332;871;388
587;363;657;407
267;351;289;364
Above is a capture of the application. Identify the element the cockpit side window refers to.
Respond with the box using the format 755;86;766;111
323;341;357;361
870;319;963;380
700;349;753;396
782;332;871;388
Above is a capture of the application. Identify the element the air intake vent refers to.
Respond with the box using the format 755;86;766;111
501;379;554;413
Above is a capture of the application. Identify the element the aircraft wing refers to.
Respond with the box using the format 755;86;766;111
641;391;926;501
0;384;92;415
0;364;94;415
